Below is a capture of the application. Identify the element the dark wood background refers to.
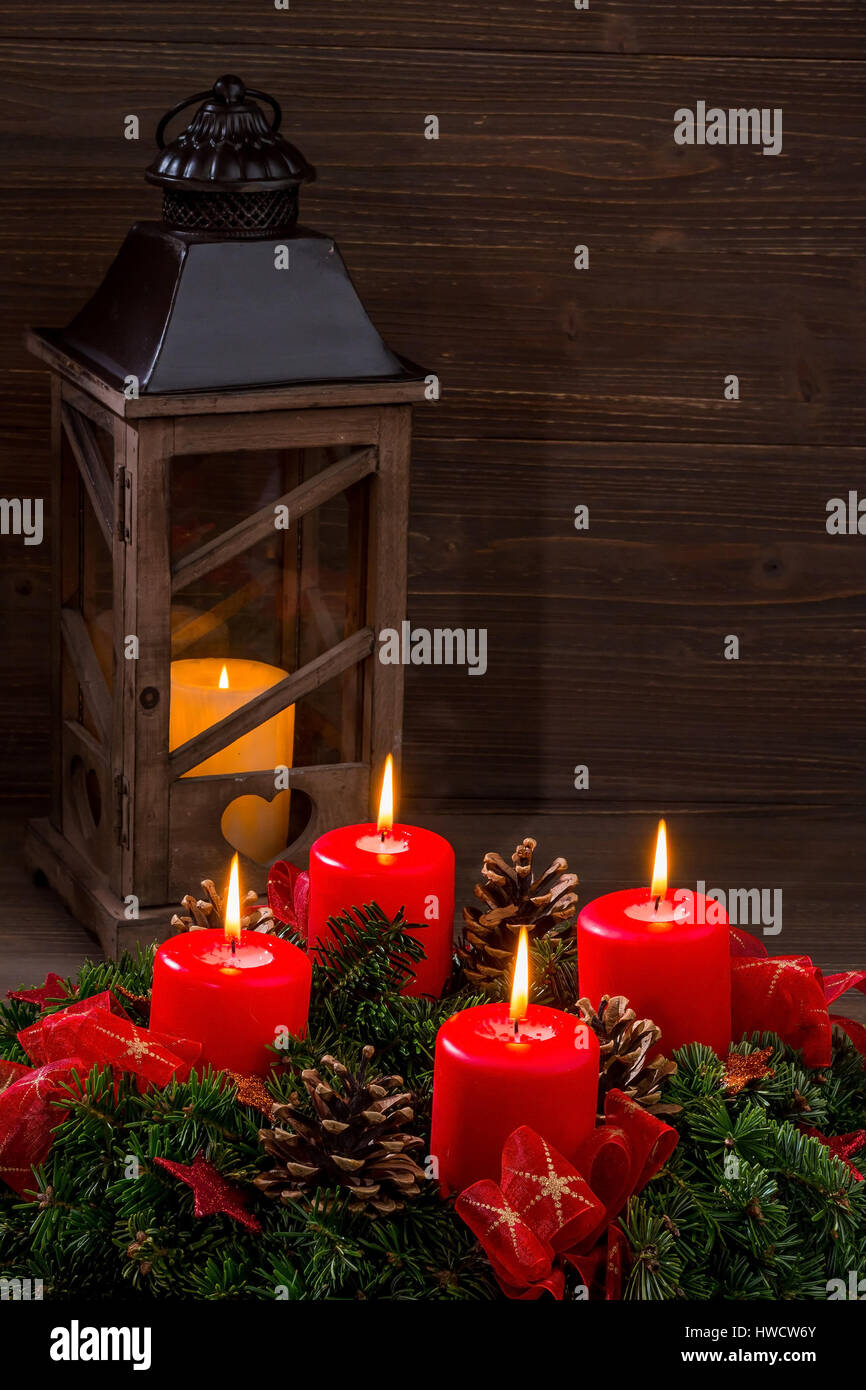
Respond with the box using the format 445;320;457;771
1;3;865;989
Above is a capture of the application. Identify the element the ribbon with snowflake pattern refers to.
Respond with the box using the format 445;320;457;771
729;927;866;1067
455;1089;678;1300
0;986;201;1198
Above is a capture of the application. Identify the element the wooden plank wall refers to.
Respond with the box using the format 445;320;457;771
1;5;864;839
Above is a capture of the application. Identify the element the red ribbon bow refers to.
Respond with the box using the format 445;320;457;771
729;928;866;1067
267;861;310;937
456;1089;678;1300
0;989;201;1199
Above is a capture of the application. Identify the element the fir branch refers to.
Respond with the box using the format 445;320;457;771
311;902;426;1010
530;934;579;1011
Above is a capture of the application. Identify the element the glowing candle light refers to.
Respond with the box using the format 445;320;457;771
169;658;295;865
377;754;394;837
430;928;600;1194
150;854;312;1075
577;819;731;1057
306;757;455;997
510;927;529;1032
651;818;668;907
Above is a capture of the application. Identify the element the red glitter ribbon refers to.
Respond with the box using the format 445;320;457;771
0;1058;86;1197
0;991;201;1199
267;861;310;936
729;928;866;1067
456;1089;678;1300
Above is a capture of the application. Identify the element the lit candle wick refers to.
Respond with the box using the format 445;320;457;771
377;755;394;840
650;818;667;919
509;926;530;1040
225;852;242;955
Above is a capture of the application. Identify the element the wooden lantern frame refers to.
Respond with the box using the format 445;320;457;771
25;334;426;957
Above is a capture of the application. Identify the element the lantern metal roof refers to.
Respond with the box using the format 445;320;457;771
38;75;423;396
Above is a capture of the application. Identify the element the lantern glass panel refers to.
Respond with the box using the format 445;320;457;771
291;657;363;771
169;445;364;766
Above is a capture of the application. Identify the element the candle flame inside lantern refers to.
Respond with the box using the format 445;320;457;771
218;664;229;690
510;926;530;1022
377;755;395;835
650;818;668;903
225;852;242;944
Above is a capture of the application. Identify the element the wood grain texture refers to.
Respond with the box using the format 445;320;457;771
128;419;173;902
1;813;106;995
11;247;866;447
59;607;111;744
1;2;865;58
167;762;370;899
367;407;412;789
1;47;862;255
60;404;113;546
400;436;866;804
2;47;865;448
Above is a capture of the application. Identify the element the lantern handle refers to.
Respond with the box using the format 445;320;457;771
246;89;283;133
155;80;283;150
155;91;214;150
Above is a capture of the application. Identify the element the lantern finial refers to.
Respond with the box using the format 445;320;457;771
146;74;314;238
212;74;247;105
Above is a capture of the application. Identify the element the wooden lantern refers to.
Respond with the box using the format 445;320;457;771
25;75;428;956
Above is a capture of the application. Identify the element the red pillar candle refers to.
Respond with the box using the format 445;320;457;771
307;757;454;998
577;820;731;1057
150;856;311;1076
430;930;600;1194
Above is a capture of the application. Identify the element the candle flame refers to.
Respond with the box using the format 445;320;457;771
218;664;229;690
225;853;242;943
650;818;668;902
510;927;530;1022
377;755;395;835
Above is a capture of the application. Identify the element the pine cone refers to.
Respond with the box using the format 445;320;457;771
578;994;680;1119
255;1046;425;1216
458;838;578;991
171;878;274;933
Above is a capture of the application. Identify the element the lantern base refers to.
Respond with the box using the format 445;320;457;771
24;818;177;960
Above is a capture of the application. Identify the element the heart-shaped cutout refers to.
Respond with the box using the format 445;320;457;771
220;789;313;866
220;791;292;866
